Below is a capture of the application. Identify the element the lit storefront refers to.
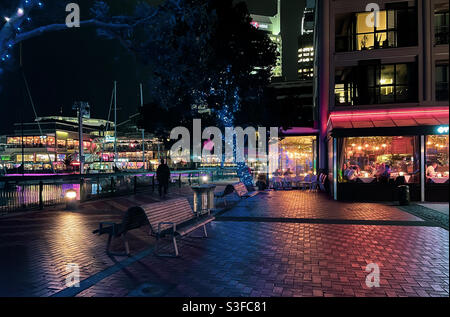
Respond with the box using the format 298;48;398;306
327;107;449;202
278;135;317;175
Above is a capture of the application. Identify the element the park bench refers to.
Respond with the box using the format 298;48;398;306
92;206;149;256
142;198;214;257
233;182;259;198
233;182;251;198
214;184;235;206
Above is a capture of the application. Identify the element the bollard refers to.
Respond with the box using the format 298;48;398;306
152;175;155;192
179;174;182;188
38;181;44;210
110;177;115;196
80;178;85;202
397;185;410;206
134;176;137;193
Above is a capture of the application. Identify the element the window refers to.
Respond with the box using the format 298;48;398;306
355;10;389;50
436;64;449;101
57;139;66;148
435;5;449;45
334;62;417;106
277;136;316;175
379;64;409;103
338;136;420;183
346;6;417;51
7;137;20;145
425;135;449;182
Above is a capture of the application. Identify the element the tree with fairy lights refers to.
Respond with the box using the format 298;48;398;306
1;0;277;186
135;0;278;186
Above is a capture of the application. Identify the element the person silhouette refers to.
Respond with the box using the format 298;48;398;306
156;159;170;198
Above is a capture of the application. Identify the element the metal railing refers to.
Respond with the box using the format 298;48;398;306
0;169;237;214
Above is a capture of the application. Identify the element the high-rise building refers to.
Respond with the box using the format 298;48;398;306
250;0;282;78
316;0;449;202
249;0;319;176
297;2;315;80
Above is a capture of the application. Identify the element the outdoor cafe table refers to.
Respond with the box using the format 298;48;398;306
391;174;412;183
357;177;376;183
428;177;449;184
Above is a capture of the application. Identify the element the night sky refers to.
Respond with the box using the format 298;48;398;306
0;0;275;134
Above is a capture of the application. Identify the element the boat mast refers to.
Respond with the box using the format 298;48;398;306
114;81;117;170
140;83;145;170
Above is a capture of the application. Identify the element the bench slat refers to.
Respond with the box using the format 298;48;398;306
233;182;249;198
143;198;195;233
176;215;214;236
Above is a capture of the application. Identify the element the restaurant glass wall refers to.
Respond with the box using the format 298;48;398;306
425;134;449;201
338;136;420;184
277;136;316;175
426;134;449;182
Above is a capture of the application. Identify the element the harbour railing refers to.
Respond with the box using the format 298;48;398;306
0;168;237;214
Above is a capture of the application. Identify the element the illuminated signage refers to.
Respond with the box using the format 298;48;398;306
436;125;449;134
250;21;269;30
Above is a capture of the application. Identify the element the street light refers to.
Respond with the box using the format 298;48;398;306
65;189;78;210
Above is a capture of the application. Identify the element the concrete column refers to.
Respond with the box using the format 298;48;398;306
422;0;433;103
420;135;425;202
333;137;337;200
316;0;330;170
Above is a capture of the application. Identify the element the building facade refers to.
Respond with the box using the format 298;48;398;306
0;115;161;174
250;0;319;177
0;116;111;173
317;0;449;201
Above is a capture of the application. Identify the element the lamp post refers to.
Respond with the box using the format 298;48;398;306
72;102;90;174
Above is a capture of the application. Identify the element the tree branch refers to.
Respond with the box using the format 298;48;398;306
1;7;160;53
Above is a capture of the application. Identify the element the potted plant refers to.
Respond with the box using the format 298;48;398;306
360;35;369;50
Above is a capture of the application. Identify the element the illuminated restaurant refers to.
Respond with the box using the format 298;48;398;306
316;0;449;202
327;107;449;202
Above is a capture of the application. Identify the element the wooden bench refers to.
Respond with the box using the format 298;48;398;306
142;198;214;257
92;206;149;256
233;182;250;198
214;184;235;206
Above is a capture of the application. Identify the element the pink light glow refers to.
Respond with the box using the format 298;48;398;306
329;107;449;121
4;173;73;177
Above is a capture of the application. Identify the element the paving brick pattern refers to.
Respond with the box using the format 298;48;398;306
0;186;199;297
76;222;448;297
0;188;448;297
223;191;423;221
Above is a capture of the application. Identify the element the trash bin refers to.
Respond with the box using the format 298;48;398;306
397;185;410;206
191;184;216;214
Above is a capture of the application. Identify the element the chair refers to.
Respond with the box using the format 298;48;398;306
282;176;293;189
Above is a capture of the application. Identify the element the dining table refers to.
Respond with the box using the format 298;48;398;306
391;174;412;183
357;176;376;183
428;176;449;184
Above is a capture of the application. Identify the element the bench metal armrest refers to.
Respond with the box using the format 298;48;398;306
157;222;176;236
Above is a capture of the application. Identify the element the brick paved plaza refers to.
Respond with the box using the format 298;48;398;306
0;189;448;297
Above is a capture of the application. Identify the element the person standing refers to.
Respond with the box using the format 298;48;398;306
156;159;170;199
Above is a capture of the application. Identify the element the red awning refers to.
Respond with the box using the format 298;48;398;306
328;106;449;129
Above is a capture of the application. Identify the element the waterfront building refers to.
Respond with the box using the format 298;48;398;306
316;0;449;201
